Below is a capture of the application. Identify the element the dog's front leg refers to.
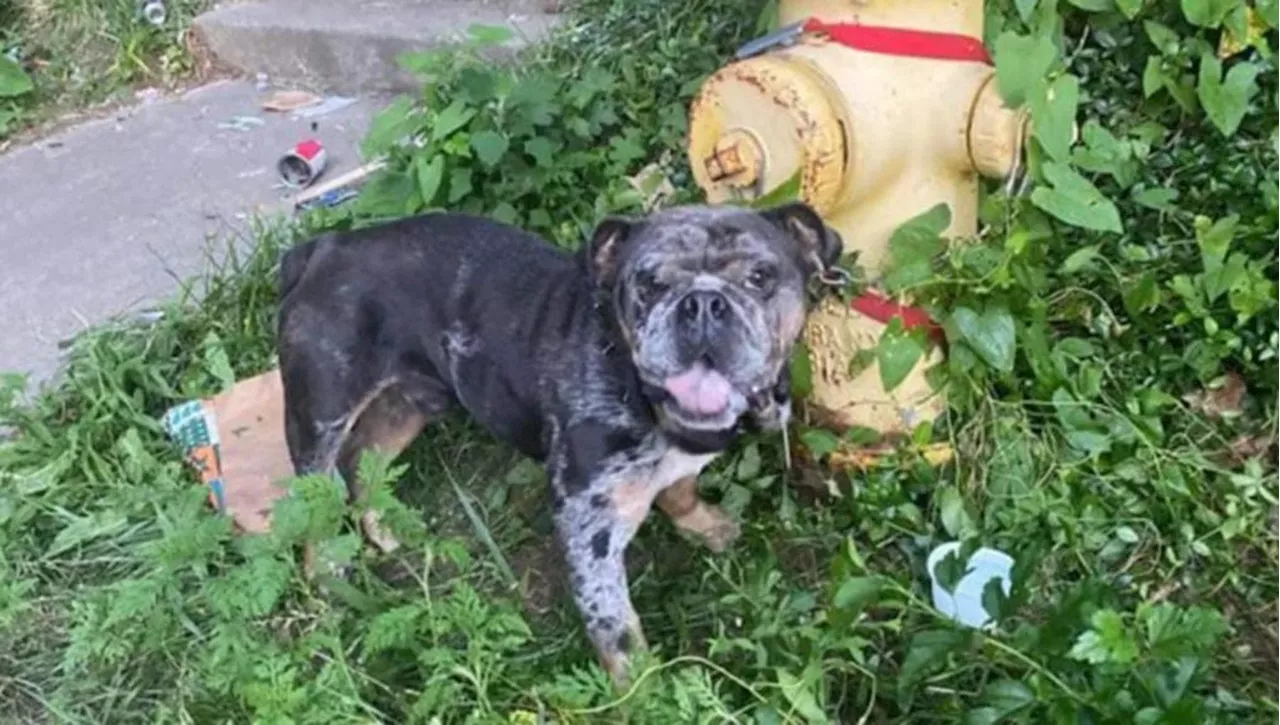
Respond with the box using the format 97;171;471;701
553;477;653;686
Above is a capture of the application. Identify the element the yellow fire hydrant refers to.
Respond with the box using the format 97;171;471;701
687;0;1026;452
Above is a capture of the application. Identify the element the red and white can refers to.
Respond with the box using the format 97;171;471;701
277;139;328;188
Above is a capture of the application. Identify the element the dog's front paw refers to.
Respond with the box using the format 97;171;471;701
597;610;649;689
361;509;402;554
675;504;741;553
700;506;742;553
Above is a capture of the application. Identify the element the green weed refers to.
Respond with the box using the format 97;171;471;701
0;0;210;140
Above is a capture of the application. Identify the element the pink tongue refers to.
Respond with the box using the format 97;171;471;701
663;363;732;415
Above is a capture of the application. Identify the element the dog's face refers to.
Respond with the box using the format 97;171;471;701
587;203;842;432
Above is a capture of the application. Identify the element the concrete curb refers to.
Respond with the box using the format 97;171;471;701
193;0;562;94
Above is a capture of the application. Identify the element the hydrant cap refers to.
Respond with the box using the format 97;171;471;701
688;55;846;213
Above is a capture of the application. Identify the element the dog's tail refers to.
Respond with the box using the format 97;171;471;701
278;236;327;302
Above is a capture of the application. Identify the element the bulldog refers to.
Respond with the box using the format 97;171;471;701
276;203;841;683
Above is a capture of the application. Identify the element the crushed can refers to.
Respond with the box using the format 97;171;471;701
141;0;166;25
277;139;328;188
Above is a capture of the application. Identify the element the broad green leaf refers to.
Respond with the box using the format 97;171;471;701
790;342;813;400
962;709;1001;725
44;511;129;558
1143;21;1181;54
1069;609;1139;664
490;202;518;224
898;629;969;692
361;96;415;157
1196;214;1241;301
1195;213;1238;269
0;55;34;98
932;548;968;593
951;306;1017;373
750;169;802;209
993;32;1057;108
1123;272;1162;314
414;155;445;206
1072;120;1135;184
1114;0;1142;18
1030;162;1124;233
1052;388;1113;455
987;422;1036;516
982;680;1036;717
466;23;516;45
1140;604;1227;658
1181;0;1237;27
1015;0;1039;22
755;0;781;34
800;428;840;460
1142;56;1167;98
736;442;761;480
1260;0;1279;27
777;669;828;724
877;322;926;392
884;203;950;293
1197;53;1260;137
353;169;416;219
937;486;975;537
430;100;477;141
1030;73;1079;161
524;136;556;167
1059;244;1100;274
1132;186;1179;210
469;130;510;167
981;578;1009;622
1166;72;1201;113
1221;4;1259;51
833;576;885;613
447;167;473;203
1066;0;1113;11
202;332;235;389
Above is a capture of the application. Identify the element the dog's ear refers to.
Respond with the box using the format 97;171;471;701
761;202;843;276
586;217;634;288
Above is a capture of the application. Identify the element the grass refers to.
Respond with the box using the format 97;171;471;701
1;0;1278;722
0;0;212;142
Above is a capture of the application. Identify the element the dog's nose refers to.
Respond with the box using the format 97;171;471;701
678;290;729;324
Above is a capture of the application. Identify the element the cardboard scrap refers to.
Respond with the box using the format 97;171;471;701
162;369;295;534
161;368;400;565
261;89;323;113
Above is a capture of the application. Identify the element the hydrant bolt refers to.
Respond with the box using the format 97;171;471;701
705;131;762;187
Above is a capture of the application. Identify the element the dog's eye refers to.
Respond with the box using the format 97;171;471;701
747;265;777;293
633;270;663;300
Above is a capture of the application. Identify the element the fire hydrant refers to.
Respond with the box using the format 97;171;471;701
687;0;1026;452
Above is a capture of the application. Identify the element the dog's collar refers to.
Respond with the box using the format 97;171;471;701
664;425;741;455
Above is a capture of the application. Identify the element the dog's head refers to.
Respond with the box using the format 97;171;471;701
587;203;842;432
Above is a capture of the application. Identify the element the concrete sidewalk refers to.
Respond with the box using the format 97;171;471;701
0;80;383;386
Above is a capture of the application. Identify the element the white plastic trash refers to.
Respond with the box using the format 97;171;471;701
926;541;1013;630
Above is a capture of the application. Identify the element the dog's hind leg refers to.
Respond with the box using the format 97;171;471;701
281;352;444;562
334;382;436;553
655;476;740;553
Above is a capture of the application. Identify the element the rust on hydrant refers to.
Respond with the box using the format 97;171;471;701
687;0;1035;463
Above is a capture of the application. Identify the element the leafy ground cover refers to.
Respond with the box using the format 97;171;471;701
0;0;211;142
0;0;1276;722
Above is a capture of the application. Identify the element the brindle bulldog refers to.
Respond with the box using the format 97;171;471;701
276;203;841;683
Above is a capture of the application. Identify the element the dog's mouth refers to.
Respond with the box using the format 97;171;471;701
661;361;733;417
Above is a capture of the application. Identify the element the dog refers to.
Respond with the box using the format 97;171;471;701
276;203;841;683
